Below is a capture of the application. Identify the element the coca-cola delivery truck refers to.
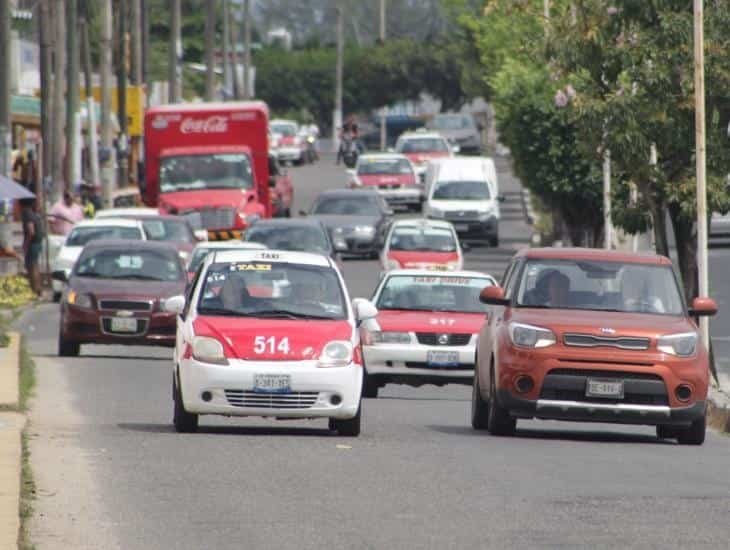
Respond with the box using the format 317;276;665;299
143;101;271;240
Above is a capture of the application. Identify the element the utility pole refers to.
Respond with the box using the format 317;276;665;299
66;0;80;191
379;0;387;151
243;0;251;99
52;0;67;198
100;0;115;208
228;0;241;100
603;149;612;249
130;0;143;86
332;3;344;153
39;0;54;193
222;0;231;97
0;0;12;178
204;0;216;101
694;0;709;347
142;0;150;102
118;0;129;187
169;0;182;103
81;16;99;191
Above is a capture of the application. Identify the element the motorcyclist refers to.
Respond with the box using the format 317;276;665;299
336;114;363;165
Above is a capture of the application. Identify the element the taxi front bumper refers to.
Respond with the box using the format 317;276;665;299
179;358;363;419
363;343;475;384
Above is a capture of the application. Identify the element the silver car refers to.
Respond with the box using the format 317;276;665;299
426;113;483;154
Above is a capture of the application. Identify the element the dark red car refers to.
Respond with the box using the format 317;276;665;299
54;240;187;356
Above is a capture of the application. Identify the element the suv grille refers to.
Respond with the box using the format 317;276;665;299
196;207;235;230
98;300;152;311
224;390;319;409
444;210;480;221
416;333;472;346
563;333;650;351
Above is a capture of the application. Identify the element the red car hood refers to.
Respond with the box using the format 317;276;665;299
193;317;353;360
159;189;255;212
404;152;450;165
388;250;459;267
376;310;484;333
359;174;416;186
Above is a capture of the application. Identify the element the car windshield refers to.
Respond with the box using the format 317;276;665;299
515;259;685;315
430;115;473;130
66;226;143;247
271;123;297;137
159;153;254;193
397;138;449;153
432;180;490;200
312;197;380;216
142;219;195;243
376;275;492;313
390;226;456;252
198;262;346;319
74;249;183;282
245;225;330;254
357;159;413;175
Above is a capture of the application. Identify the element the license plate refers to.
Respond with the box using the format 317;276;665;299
110;317;138;333
586;378;624;399
427;350;459;367
453;223;469;231
253;374;291;394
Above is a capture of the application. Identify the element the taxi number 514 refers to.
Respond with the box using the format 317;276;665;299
253;336;290;355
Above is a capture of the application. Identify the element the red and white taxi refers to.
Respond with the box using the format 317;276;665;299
361;269;496;397
347;153;421;210
164;249;378;435
394;130;455;181
381;219;464;272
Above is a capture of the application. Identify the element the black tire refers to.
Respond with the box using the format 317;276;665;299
677;415;706;446
58;333;80;357
284;208;291;218
52;291;62;303
471;371;490;430
362;373;379;399
173;375;199;433
329;402;361;436
488;233;499;248
656;425;680;440
487;367;516;436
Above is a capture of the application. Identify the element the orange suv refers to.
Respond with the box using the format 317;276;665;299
473;248;717;445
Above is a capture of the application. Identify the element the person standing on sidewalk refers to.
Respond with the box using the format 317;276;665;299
20;198;44;297
49;190;84;236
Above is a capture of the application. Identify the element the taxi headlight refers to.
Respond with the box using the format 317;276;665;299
318;341;353;367
192;336;229;365
66;290;93;309
657;332;697;357
508;322;556;349
372;331;411;344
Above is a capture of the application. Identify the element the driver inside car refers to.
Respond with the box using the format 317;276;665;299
621;268;665;313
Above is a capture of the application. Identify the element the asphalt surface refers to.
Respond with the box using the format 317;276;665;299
19;154;730;549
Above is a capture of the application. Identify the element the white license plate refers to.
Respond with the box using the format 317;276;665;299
427;350;459;367
110;317;138;333
586;379;624;398
453;223;469;231
253;374;291;394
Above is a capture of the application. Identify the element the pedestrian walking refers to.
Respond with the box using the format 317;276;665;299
49;190;84;235
20;198;44;297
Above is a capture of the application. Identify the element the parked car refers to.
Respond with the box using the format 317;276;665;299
426;113;483;154
54;240;187;356
304;189;393;258
347;153;421;211
474;247;718;445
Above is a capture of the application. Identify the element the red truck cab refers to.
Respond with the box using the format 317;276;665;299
143;102;271;240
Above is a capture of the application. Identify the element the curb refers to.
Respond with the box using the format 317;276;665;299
0;331;23;549
707;385;730;433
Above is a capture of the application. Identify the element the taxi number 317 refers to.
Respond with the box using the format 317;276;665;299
253;336;290;355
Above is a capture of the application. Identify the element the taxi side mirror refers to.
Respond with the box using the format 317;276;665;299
163;295;186;315
689;297;718;317
194;229;208;242
352;298;378;321
479;285;508;306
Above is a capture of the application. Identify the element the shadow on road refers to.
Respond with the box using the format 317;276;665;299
376;395;470;402
35;353;170;361
427;424;671;444
117;422;342;437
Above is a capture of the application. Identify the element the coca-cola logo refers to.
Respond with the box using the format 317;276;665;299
179;115;229;134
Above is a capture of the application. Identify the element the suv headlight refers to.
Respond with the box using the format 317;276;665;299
192;336;229;365
508;322;556;349
354;225;375;236
657;332;697;357
478;205;495;221
66;290;93;309
372;331;411;344
318;341;353;367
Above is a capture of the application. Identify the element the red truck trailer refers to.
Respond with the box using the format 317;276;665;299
143;101;271;240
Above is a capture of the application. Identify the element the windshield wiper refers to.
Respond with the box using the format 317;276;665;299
198;307;243;316
253;309;334;320
114;274;165;281
77;272;104;278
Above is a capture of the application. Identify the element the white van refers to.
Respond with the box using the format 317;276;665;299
422;157;502;247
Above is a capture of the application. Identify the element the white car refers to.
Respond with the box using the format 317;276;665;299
164;248;379;435
270;119;306;164
96;207;209;242
423;156;502;247
380;219;464;272
361;269;496;398
51;218;146;301
347;153;422;210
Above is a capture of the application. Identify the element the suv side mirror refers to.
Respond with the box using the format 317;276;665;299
689;297;718;317
497;194;507;203
479;285;509;306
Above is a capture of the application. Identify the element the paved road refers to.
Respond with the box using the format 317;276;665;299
19;156;730;549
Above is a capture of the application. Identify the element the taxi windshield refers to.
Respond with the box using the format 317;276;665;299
358;159;413;175
376;275;492;313
397;138;449;153
198;262;346;319
515;259;685;315
66;226;144;246
159;153;254;193
390;226;456;252
74;249;183;282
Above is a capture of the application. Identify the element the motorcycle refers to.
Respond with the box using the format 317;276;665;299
341;134;360;168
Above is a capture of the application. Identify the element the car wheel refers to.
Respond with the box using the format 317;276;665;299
173;375;199;433
487;367;516;436
52;291;62;303
656;425;680;440
362;373;379;399
676;414;706;446
329;402;361;436
471;371;490;430
58;332;80;357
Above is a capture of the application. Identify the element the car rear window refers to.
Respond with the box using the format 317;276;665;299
66;226;143;246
